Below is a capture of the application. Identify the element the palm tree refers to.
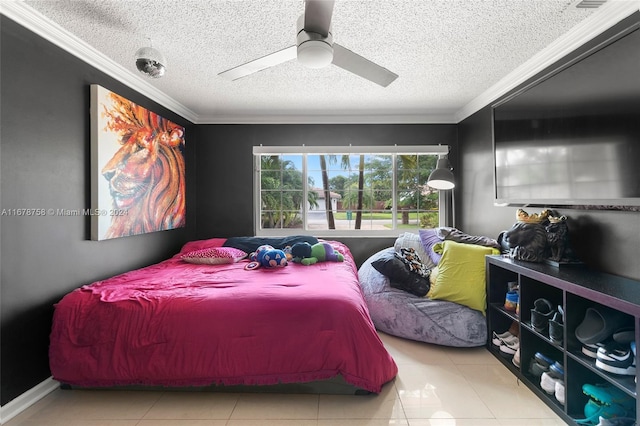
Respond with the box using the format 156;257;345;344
354;154;365;229
319;155;336;229
260;156;317;228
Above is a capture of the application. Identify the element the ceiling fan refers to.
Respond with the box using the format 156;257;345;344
218;0;398;87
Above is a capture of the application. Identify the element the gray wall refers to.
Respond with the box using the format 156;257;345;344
193;124;458;266
457;14;640;281
1;17;196;405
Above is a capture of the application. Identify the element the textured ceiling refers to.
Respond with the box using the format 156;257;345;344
13;0;619;123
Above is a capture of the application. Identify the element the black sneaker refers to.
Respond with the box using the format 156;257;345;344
549;306;564;345
595;344;637;376
531;299;555;333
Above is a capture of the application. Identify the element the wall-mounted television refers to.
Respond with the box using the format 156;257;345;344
492;15;640;210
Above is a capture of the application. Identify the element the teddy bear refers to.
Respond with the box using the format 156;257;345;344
290;242;344;266
246;244;288;269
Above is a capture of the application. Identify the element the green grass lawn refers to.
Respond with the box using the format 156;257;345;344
334;212;425;220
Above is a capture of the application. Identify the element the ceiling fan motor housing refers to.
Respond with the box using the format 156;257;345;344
296;14;333;69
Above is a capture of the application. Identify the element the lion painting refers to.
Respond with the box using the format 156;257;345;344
98;89;185;239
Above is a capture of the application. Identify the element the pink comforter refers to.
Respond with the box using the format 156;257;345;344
49;240;397;393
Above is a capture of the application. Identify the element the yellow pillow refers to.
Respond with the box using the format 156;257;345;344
428;240;500;314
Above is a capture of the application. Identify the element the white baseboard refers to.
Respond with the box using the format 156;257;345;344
0;377;59;425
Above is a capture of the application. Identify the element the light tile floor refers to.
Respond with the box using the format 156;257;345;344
3;332;566;426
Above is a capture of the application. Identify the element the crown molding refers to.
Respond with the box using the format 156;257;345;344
454;0;640;123
0;1;199;123
3;0;637;125
195;112;457;124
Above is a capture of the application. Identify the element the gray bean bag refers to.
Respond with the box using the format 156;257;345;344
358;248;487;347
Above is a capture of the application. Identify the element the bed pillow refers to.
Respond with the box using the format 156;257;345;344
181;247;248;265
436;227;501;249
418;228;443;265
427;240;500;314
393;232;435;269
178;238;227;255
371;251;430;297
223;235;319;253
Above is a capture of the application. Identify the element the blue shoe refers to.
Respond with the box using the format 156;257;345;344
548;362;564;380
534;352;554;368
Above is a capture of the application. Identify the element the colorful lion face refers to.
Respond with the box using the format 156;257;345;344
100;92;185;238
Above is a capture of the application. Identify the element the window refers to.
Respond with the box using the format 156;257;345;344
254;145;450;237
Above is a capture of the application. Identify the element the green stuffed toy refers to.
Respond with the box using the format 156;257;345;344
291;242;344;265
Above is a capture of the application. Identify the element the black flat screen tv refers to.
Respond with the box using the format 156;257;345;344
492;17;640;210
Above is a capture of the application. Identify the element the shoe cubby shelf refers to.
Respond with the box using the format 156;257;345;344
486;255;640;425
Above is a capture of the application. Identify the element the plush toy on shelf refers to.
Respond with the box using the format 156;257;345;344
290;241;344;266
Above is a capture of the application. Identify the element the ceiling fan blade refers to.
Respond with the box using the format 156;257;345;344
332;43;398;87
304;0;335;36
218;45;297;81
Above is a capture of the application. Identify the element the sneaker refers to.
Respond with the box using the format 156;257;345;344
595;345;636;376
492;330;516;347
549;306;564;345
513;347;521;368
582;342;601;359
491;331;518;347
534;352;555;369
540;371;561;394
555;380;565;405
548;362;565;380
499;338;519;357
531;298;555;333
528;358;549;379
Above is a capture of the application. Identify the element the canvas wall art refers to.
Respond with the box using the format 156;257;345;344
91;85;186;240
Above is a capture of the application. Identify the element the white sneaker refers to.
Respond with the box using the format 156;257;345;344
554;380;565;405
492;331;515;347
499;338;519;356
540;371;560;394
512;347;521;367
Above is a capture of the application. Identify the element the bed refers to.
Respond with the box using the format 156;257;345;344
49;238;397;394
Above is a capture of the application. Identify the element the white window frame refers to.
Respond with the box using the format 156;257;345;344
253;145;450;237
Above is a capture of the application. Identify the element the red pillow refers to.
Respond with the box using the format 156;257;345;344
181;247;247;265
179;238;227;255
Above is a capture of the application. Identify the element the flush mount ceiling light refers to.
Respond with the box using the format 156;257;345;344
296;14;334;69
134;45;166;78
427;157;455;190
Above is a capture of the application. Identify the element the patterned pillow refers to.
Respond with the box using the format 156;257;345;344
393;232;435;269
181;247;248;265
394;247;431;279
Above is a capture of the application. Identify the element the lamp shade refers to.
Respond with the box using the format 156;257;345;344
427;158;455;190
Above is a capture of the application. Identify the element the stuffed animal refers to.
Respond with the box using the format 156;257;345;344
282;245;294;262
290;242;344;266
247;245;288;269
